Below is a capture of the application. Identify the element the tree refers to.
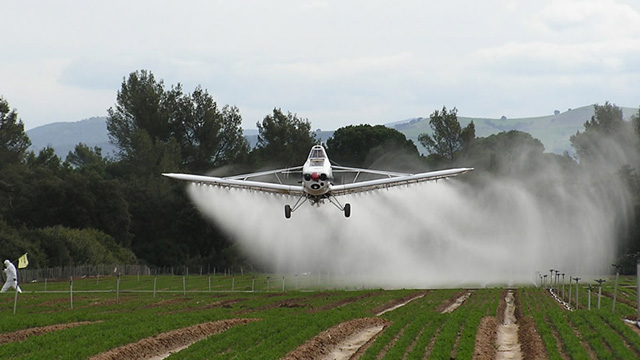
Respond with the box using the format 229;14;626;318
570;102;638;169
107;71;248;175
107;70;169;160
418;106;475;163
253;108;316;167
168;86;248;172
0;97;31;170
66;143;107;176
326;124;421;170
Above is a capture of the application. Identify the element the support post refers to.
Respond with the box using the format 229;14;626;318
612;264;621;314
13;284;19;315
70;277;74;310
116;273;121;304
595;279;605;309
575;277;581;309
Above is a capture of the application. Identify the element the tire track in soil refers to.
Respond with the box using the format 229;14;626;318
88;318;258;360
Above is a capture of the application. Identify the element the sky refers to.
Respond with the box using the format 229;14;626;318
2;0;640;131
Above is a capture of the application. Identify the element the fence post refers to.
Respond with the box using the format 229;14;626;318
116;273;121;304
153;276;157;298
70;277;74;310
183;276;186;297
13;285;19;315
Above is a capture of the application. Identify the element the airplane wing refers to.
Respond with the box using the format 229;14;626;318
329;167;473;196
162;171;306;196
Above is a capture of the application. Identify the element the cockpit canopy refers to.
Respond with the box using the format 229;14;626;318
308;145;327;166
308;145;326;160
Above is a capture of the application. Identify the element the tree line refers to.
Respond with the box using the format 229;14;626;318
1;69;639;272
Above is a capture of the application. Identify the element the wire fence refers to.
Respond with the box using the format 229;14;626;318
16;264;243;282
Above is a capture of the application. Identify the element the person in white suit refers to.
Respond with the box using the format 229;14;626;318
2;260;22;293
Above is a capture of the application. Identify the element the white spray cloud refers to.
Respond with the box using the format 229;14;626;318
187;159;631;288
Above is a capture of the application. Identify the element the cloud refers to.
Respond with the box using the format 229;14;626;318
536;0;640;39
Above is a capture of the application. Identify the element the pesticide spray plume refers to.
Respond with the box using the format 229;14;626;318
186;134;634;289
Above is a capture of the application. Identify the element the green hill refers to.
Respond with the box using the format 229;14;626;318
389;105;639;155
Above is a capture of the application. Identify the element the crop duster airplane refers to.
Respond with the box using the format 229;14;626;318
163;145;473;218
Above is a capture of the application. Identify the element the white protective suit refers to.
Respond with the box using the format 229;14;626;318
2;260;22;293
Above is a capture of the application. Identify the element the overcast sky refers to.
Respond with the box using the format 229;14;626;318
2;0;639;131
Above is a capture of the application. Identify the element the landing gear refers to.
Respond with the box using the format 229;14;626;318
284;196;308;219
344;203;351;218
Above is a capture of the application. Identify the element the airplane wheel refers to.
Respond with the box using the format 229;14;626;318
344;203;351;218
284;205;292;219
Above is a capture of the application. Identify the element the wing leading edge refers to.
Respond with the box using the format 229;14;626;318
328;167;473;196
162;173;305;196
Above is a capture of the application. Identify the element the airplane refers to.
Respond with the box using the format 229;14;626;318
163;144;473;218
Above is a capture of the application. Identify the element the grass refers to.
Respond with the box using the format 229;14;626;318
3;275;640;359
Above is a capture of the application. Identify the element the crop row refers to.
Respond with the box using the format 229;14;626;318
518;287;640;360
359;288;501;359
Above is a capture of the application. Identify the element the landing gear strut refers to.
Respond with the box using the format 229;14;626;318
328;196;350;218
284;196;308;219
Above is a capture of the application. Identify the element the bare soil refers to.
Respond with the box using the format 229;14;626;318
518;317;548;360
440;291;472;314
88;318;258;360
371;290;428;316
513;289;548;360
281;317;390;360
496;290;523;360
0;321;96;344
472;316;498;360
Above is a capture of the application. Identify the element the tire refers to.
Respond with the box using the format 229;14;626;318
284;205;292;219
344;203;351;218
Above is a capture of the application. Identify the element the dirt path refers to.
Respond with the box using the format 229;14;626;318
496;291;523;360
441;291;472;313
88;319;258;360
284;291;430;359
282;317;390;360
322;324;387;360
375;291;428;316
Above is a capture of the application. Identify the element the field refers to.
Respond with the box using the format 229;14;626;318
1;274;640;359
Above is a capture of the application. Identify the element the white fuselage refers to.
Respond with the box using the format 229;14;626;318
302;145;333;197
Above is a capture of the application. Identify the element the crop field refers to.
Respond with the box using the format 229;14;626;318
1;274;640;359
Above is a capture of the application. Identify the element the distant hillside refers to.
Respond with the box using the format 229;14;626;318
26;105;639;159
389;105;639;154
27;117;116;159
